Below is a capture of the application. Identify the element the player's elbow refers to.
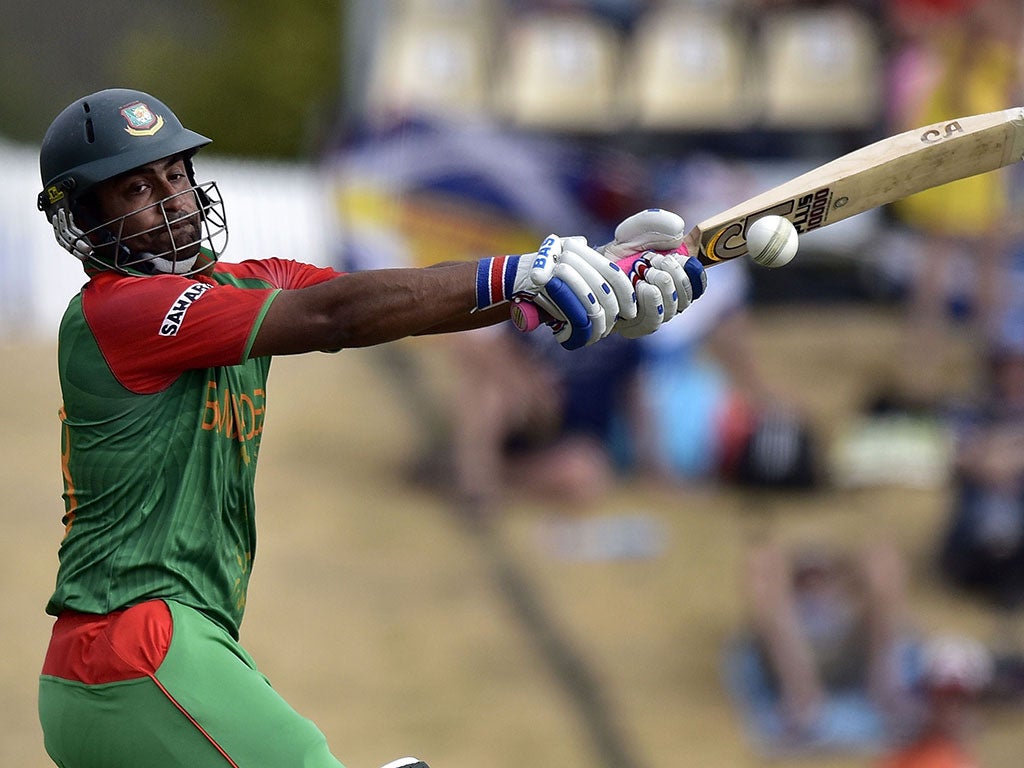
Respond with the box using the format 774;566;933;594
252;290;368;355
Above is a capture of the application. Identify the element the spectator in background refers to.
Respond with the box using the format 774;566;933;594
937;327;1024;708
329;115;823;519
447;322;644;516
883;0;1024;406
876;635;992;768
940;337;1024;617
930;211;1024;702
636;257;820;493
724;536;917;757
440;250;822;521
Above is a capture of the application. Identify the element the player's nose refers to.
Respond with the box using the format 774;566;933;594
162;186;198;216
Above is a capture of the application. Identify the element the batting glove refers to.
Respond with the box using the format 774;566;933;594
600;209;707;337
599;208;686;260
476;234;634;350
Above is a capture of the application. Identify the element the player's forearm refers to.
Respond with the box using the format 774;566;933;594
252;263;494;355
414;305;508;335
326;264;487;346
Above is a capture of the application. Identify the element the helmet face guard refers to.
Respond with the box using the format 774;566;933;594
52;180;228;276
38;88;229;275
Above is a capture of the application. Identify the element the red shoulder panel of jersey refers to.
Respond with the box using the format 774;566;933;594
215;257;344;289
81;259;342;394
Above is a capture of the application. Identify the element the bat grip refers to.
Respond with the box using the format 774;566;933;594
510;252;646;332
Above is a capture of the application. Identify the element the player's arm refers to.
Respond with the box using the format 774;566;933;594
249;234;636;357
251;262;488;356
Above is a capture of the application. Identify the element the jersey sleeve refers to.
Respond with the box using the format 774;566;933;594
82;260;344;394
83;274;274;394
217;257;344;290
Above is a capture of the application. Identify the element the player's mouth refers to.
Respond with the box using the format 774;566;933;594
125;213;200;253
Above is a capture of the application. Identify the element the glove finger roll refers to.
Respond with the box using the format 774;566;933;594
541;276;596;350
561;236;637;321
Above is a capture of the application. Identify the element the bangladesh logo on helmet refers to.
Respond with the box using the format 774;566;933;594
120;101;165;137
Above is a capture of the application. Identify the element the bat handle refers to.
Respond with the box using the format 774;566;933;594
510;252;647;332
510;298;544;332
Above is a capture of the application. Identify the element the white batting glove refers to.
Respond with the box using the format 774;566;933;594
649;250;706;311
559;236;637;323
614;249;707;337
614;276;666;338
599;208;686;260
599;209;707;337
477;235;633;349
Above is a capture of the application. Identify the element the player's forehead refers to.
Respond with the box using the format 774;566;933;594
113;153;188;181
89;154;187;204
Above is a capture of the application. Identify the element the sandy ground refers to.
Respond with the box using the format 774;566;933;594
3;304;1022;768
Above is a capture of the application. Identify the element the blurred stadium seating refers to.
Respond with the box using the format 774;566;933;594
362;1;885;135
368;16;495;118
494;10;623;132
759;6;883;130
625;6;752;130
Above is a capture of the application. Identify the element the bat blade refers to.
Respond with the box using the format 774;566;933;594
690;107;1024;264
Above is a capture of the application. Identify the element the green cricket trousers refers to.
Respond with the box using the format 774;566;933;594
39;599;345;767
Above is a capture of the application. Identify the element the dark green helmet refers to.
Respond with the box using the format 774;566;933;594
37;88;228;276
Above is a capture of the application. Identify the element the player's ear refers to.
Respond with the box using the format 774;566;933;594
73;191;103;225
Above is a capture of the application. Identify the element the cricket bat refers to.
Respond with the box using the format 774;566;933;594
513;107;1024;331
688;106;1024;265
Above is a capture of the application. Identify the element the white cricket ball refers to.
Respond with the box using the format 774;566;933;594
746;215;798;268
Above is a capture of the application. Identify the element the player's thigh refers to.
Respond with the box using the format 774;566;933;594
156;600;345;767
40;601;344;768
39;675;233;768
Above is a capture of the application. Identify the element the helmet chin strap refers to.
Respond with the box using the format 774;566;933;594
146;252;200;275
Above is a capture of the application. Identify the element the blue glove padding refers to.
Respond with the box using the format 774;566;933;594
539;276;594;350
507;234;627;350
683;256;706;301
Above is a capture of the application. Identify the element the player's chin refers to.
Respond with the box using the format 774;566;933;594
146;245;204;275
145;227;201;260
171;219;201;247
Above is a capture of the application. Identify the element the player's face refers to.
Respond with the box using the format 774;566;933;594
93;155;203;260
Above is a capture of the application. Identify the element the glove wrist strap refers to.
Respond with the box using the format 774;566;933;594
475;255;519;311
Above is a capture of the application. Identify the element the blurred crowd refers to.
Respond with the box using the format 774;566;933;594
325;0;1024;764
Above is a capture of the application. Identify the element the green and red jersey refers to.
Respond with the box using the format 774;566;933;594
49;257;341;638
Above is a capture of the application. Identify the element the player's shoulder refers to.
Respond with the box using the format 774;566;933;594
76;273;213;339
214;257;343;290
80;263;276;295
211;259;281;288
211;259;339;288
83;270;210;300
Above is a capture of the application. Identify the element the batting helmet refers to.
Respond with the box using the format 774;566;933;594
37;88;228;275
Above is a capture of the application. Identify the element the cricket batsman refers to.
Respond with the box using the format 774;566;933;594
33;88;705;767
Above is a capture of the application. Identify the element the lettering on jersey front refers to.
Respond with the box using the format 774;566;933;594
202;381;267;464
232;549;252;614
59;406;79;537
159;282;213;337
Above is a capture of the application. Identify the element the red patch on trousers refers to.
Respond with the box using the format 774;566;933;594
41;600;173;684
